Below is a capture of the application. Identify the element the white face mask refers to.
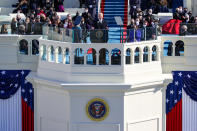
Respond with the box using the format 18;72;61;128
136;21;139;25
85;10;88;13
64;23;68;28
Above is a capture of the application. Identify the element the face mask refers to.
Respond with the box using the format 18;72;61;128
64;23;68;28
85;10;88;13
143;24;146;27
136;21;139;25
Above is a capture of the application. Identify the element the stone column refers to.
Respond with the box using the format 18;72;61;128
63;50;66;64
47;46;50;62
139;52;143;63
84;54;87;65
109;51;111;65
96;53;99;65
173;43;175;56
131;52;134;64
56;48;60;63
148;51;152;62
121;53;126;66
157;50;161;61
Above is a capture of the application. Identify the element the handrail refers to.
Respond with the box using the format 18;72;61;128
97;0;102;14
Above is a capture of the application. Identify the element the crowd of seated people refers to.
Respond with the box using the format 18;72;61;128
173;6;197;35
13;0;65;14
162;6;197;35
9;0;101;41
127;8;161;42
130;0;169;17
8;0;197;42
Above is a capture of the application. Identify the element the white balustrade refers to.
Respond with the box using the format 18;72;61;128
39;38;161;67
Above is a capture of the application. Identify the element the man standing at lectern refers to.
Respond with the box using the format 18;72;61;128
93;13;108;43
93;13;108;64
94;13;108;30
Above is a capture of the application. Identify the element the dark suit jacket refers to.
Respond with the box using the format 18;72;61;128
94;20;108;29
93;20;108;43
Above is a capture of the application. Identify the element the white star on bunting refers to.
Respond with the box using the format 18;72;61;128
24;98;27;102
21;71;24;75
14;84;18;88
175;81;179;86
178;72;182;77
187;74;191;78
170;90;174;95
1;71;6;75
178;90;182;95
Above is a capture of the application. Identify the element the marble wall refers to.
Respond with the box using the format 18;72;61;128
64;0;80;8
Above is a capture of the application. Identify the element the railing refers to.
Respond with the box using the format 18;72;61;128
39;38;161;67
0;22;44;35
97;0;101;14
161;23;197;36
42;25;159;43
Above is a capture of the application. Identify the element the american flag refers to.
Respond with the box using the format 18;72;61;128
0;70;34;131
166;71;197;131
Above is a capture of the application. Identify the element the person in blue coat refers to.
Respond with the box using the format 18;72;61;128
127;25;141;42
73;16;82;43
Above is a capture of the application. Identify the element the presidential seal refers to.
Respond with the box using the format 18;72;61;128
86;98;109;121
95;30;103;39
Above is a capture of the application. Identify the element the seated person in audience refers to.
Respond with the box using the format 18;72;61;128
180;25;190;36
24;17;32;34
135;18;143;28
145;9;154;21
18;24;26;35
18;0;28;14
85;0;97;18
58;0;65;12
129;0;140;18
141;20;148;41
46;0;53;10
127;19;135;30
67;14;73;29
0;24;8;34
173;8;181;20
16;14;24;27
11;18;18;34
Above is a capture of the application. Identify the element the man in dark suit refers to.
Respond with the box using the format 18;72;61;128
91;13;108;65
92;13;108;43
94;13;108;29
